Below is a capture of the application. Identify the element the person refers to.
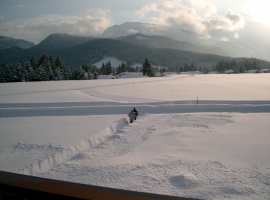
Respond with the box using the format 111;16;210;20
133;107;138;120
128;109;136;123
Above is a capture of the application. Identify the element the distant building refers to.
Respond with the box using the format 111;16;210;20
224;70;234;74
207;71;218;74
259;69;270;73
247;70;259;73
189;71;203;74
181;71;202;74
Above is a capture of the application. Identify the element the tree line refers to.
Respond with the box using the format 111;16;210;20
212;59;262;73
0;53;146;82
0;53;266;83
0;53;101;82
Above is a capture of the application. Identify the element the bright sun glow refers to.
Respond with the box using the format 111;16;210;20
245;0;270;23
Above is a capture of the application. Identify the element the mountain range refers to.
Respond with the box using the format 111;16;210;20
0;33;229;68
101;22;269;61
0;22;269;69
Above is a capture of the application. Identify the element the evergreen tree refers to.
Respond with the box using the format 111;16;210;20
30;54;36;69
55;55;63;69
37;54;49;68
24;61;32;81
55;55;64;79
15;62;22;81
120;63;126;73
105;61;112;75
117;65;121;75
0;65;5;82
100;62;105;75
49;54;55;70
142;58;155;77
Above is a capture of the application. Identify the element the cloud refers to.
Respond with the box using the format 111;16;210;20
204;9;245;31
136;0;245;40
127;29;139;34
220;37;229;42
0;11;113;43
234;33;240;39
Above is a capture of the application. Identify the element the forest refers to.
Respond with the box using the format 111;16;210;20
0;52;267;83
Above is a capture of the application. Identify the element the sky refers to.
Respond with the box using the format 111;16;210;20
0;0;270;51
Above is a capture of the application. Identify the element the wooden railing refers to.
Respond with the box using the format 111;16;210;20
0;171;200;200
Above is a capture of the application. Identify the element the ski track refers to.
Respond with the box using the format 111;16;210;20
0;75;190;97
37;114;270;200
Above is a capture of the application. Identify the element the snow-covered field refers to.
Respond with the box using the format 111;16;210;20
0;73;269;199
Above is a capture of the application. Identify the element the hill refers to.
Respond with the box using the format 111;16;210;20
0;36;35;50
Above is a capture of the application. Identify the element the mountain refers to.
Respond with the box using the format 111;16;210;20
0;35;226;68
116;33;227;56
0;36;35;50
0;34;97;64
101;22;164;38
35;33;96;51
29;33;97;57
1;33;269;70
102;22;270;61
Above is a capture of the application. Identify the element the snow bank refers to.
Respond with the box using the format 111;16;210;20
180;71;202;74
247;70;259;73
17;117;128;176
98;75;117;79
207;71;218;74
161;72;178;76
117;72;146;78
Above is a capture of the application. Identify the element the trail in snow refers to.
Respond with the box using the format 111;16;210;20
38;113;270;200
17;118;128;175
0;74;188;97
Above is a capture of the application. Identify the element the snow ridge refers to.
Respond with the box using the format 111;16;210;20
17;118;128;176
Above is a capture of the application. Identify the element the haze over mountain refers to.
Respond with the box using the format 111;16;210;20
116;33;227;56
102;22;269;61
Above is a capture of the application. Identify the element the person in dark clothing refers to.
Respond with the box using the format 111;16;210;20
128;110;136;123
133;107;138;120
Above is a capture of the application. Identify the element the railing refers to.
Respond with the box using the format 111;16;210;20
0;171;199;200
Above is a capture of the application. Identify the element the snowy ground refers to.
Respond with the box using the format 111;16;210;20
92;56;126;68
0;73;270;199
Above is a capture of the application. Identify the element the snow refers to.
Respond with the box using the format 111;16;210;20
135;35;147;41
247;70;259;73
260;69;270;73
130;63;143;69
117;72;146;78
92;56;126;68
208;71;218;74
0;73;270;199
